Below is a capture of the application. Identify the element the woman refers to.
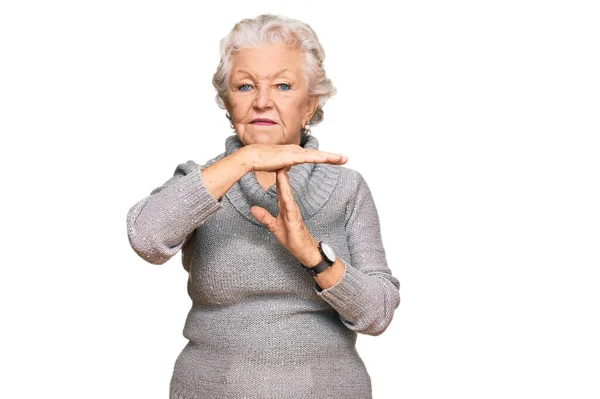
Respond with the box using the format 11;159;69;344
126;13;400;399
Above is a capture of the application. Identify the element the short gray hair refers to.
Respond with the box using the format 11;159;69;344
212;14;337;130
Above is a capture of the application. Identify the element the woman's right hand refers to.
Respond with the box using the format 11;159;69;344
199;143;348;208
240;143;348;173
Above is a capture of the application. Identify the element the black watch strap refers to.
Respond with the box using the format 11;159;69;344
302;259;331;276
301;241;335;276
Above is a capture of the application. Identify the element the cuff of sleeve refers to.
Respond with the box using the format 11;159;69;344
313;258;364;308
176;166;223;225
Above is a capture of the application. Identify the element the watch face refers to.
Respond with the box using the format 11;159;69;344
321;242;336;263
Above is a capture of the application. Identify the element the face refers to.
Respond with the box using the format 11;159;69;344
224;44;319;146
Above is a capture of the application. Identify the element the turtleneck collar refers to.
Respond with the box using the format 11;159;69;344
223;133;341;227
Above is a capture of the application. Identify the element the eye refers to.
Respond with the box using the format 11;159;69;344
238;84;252;92
277;83;291;91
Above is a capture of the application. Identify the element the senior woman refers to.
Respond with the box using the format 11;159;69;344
126;14;400;399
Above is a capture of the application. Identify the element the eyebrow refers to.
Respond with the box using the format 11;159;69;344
234;68;290;80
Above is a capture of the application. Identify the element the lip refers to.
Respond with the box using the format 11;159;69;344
251;118;276;124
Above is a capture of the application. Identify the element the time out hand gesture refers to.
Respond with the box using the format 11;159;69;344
250;167;322;266
241;143;347;266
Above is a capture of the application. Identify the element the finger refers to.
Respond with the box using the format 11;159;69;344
301;148;341;157
322;154;346;164
276;168;300;221
250;206;277;233
305;148;345;158
298;150;345;164
319;153;347;164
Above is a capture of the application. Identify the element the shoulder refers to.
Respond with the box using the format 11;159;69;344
333;164;369;197
331;164;378;215
317;164;373;216
330;165;380;226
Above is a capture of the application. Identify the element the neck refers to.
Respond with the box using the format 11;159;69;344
254;170;276;190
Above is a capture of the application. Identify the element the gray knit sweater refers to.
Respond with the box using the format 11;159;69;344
126;133;401;399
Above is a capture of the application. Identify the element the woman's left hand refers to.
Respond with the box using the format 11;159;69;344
250;167;321;267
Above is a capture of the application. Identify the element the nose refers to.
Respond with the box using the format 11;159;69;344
253;85;274;110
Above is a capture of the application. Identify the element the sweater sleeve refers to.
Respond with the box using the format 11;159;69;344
313;171;401;336
126;160;223;265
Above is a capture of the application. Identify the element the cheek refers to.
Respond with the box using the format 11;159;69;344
228;97;250;117
280;97;306;116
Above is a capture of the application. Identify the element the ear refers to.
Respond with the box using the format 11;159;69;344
305;95;319;122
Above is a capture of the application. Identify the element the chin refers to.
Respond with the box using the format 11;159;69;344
243;128;286;145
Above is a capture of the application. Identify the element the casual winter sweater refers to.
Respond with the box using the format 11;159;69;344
126;133;401;399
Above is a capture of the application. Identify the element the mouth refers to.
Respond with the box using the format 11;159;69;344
250;118;276;125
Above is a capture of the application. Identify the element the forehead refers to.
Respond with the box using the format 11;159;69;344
230;44;305;80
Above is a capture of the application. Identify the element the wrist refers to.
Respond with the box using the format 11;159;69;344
304;246;323;268
232;147;252;176
313;258;345;289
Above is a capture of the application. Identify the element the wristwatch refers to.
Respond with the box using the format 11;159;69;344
301;241;336;276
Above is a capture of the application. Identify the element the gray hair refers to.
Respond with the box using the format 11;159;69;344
212;14;337;132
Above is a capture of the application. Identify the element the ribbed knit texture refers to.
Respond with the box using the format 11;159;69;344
126;133;401;399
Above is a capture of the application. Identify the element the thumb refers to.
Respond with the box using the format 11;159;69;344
250;206;276;231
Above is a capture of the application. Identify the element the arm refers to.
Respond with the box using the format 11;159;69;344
313;171;401;336
126;151;248;265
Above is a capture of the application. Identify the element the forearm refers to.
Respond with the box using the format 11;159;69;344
127;157;238;265
314;256;400;336
201;148;250;201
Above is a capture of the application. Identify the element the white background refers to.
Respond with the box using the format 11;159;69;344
1;1;599;398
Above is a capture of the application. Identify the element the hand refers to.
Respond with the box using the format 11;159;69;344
249;167;322;267
240;143;348;173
